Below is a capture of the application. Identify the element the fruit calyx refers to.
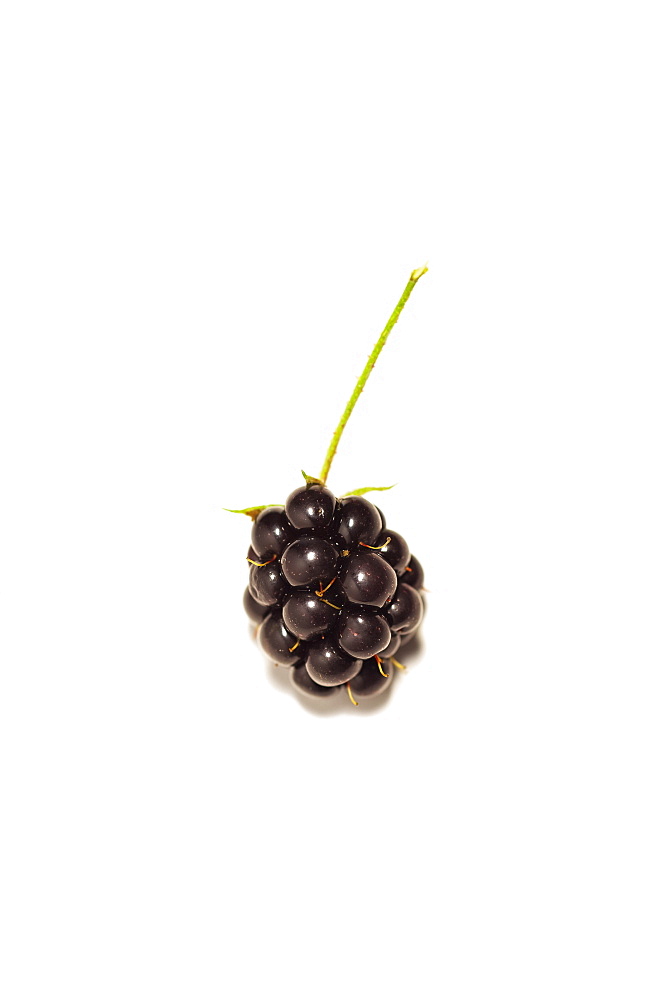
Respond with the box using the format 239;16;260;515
224;505;281;521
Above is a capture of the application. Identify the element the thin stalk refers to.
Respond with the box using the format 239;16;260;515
319;266;428;484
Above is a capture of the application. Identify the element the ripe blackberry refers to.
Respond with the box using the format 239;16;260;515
231;266;429;706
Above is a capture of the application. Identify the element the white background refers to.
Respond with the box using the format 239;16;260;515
1;2;667;997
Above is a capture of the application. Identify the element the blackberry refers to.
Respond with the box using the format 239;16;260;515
240;485;424;705
230;266;429;706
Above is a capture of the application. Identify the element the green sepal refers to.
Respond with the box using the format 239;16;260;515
343;484;397;497
223;505;282;521
301;470;325;486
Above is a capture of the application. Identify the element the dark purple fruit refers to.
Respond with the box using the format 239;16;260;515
401;554;424;590
348;657;394;699
281;536;339;588
291;665;341;698
306;639;362;687
285;485;336;531
340;549;397;608
243;482;425;701
249;560;287;606
386;582;423;634
257;610;302;666
251;506;295;558
338;609;391;659
377;530;410;574
243;586;268;624
338;496;383;546
282;592;340;641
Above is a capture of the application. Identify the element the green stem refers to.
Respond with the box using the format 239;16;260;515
319;265;428;484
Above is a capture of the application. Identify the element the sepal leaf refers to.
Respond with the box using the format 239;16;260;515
342;484;397;497
224;505;282;521
301;470;325;486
